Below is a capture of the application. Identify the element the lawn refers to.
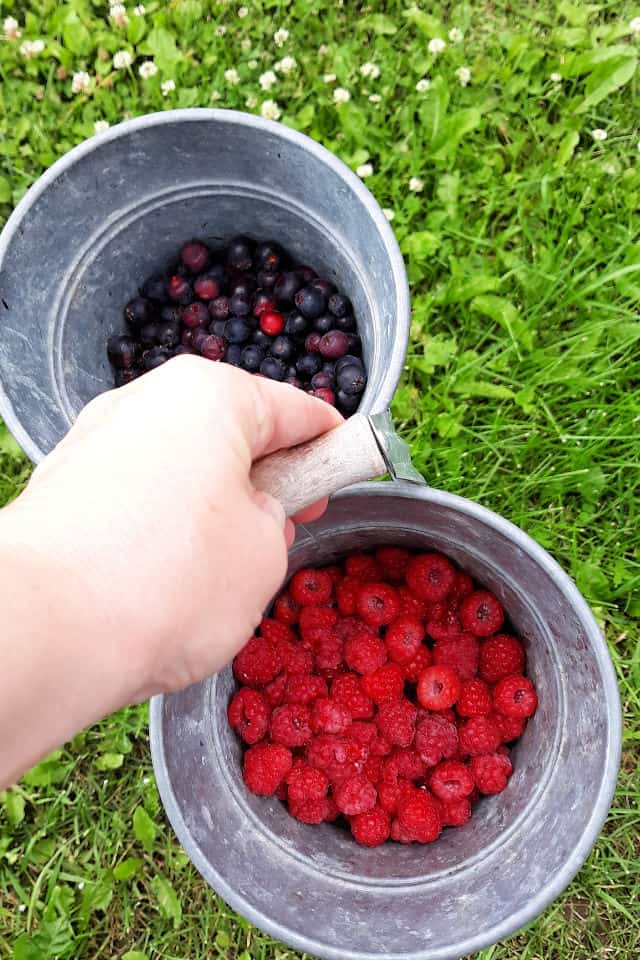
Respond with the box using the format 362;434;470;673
1;1;639;958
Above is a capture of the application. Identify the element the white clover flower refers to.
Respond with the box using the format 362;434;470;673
318;44;329;57
382;208;394;222
630;16;640;33
259;70;277;90
3;17;21;40
215;25;227;36
18;904;26;913
333;87;350;104
241;38;251;51
409;176;424;192
20;39;45;58
276;55;297;74
134;4;146;14
456;66;471;87
161;79;176;96
591;128;607;141
139;60;158;79
94;120;110;134
428;37;446;56
238;6;249;17
211;89;222;100
113;50;132;69
246;94;257;108
72;71;91;94
224;67;240;84
448;27;463;42
368;93;382;103
78;881;85;890
324;72;336;83
248;59;258;69
143;776;150;784
260;99;281;120
550;72;562;83
110;4;129;27
274;28;289;47
415;78;430;92
360;62;380;79
356;163;373;178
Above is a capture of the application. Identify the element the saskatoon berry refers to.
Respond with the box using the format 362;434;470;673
260;356;286;381
209;319;228;338
156;321;181;349
346;333;362;355
142;274;168;302
160;304;183;324
270;335;295;362
336;390;360;415
305;333;322;353
255;241;283;271
209;296;230;320
334;312;356;333
124;296;152;329
285;365;298;380
311;371;332;390
252;291;275;317
231;275;257;299
253;329;274;349
181;240;210;274
200;334;226;361
310;277;337;298
115;367;141;386
313;313;334;335
328;293;352;318
321;361;336;379
225;318;252;344
225;343;243;366
319;330;350;359
183;302;209;328
296;353;322;379
257;267;278;289
298;265;317;284
241;344;265;372
226;235;253;271
337;363;367;395
284;312;308;338
309;387;335;405
229;292;251;317
335;354;363;374
140;322;159;347
274;270;304;305
260;310;285;336
167;275;193;304
107;335;139;369
294;285;327;320
194;274;221;301
143;346;170;370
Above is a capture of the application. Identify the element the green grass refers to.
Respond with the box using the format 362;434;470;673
1;1;639;958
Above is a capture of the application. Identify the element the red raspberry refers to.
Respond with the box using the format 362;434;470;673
259;618;296;645
311;697;352;734
428;760;474;801
336;576;360;615
284;673;328;705
344;633;387;675
460;590;504;637
299;606;338;643
345;552;382;581
275;781;288;802
270;703;312;747
348;720;377;747
273;590;299;625
479;634;525;683
397;585;430;621
356;582;401;627
385;616;424;664
363;755;385;783
458;716;502;756
440;797;472;827
390;818;417;844
290;567;333;607
306;735;360;782
376;699;417;747
325;796;341;821
377;778;416;815
334;774;377;815
370;732;392;756
494;712;526;743
313;634;344;673
350;806;391;847
286;763;329;801
263;672;287;707
402;645;433;683
433;633;479;681
405;553;456;601
243;742;293;796
457;678;492;717
233;636;282;687
331;674;374;719
324;564;343;584
492;675;538;718
470;752;513;794
417;665;461;710
397;790;442;843
361;663;405;703
333;616;376;645
288;797;331;823
415;713;459;766
426;606;462;641
450;572;474;604
276;640;314;676
389;748;426;781
227;688;270;744
375;546;410;581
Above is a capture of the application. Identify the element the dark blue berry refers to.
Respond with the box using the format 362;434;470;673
260;356;286;381
139;322;159;347
328;293;352;318
225;318;252;344
207;263;229;287
160;304;183;324
270;335;295;362
156;321;181;349
313;313;334;335
298;265;317;284
209;319;228;338
274;270;304;305
255;241;283;271
334;312;356;333
240;344;265;372
209;296;230;320
253;329;274;349
229;292;251;317
310;278;337;298
294;285;327;320
107;335;139;369
336;390;360;415
125;296;152;329
321;361;336;379
225;343;243;366
296;353;322;380
346;333;362;356
335;354;363;374
142;274;168;302
284;312;308;338
336;363;367;395
231;276;257;299
226;236;253;271
143;346;170;370
311;371;332;390
174;345;195;356
257;267;279;289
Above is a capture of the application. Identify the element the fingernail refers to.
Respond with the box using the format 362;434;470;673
253;489;286;530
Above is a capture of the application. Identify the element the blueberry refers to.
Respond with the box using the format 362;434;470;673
336;363;367;395
270;335;295;362
284;312;308;338
225;318;252;344
260;356;286;381
257;267;279;289
209;319;228;338
209;296;230;320
160;304;183;324
296;353;322;379
255;241;284;271
181;240;210;274
346;333;362;356
225;343;243;366
143;346;170;370
274;270;304;305
167;275;193;305
140;322;159;347
328;293;352;318
335;354;363;374
124;296;152;330
114;367;141;386
229;292;251;317
183;301;209;328
240;344;265;372
253;329;273;349
156;321;181;349
226;235;253;271
334;312;356;333
231;275;257;299
294;285;327;320
107;335;139;369
310;277;337;298
311;371;332;390
336;390;360;415
319;330;350;359
142;273;169;302
313;313;334;335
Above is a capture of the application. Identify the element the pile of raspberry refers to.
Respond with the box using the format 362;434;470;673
228;548;538;848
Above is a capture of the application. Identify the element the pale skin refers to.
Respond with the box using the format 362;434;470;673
0;357;342;788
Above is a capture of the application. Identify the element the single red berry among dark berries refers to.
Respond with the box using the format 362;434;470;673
385;616;424;664
460;590;505;637
183;301;209;328
356;582;400;627
470;752;513;794
290;567;333;607
181;240;210;273
417;664;461;710
479;634;526;683
260;310;285;336
227;688;270;744
429;760;474;801
243;742;293;796
405;553;457;601
309;387;336;405
492;675;538;718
